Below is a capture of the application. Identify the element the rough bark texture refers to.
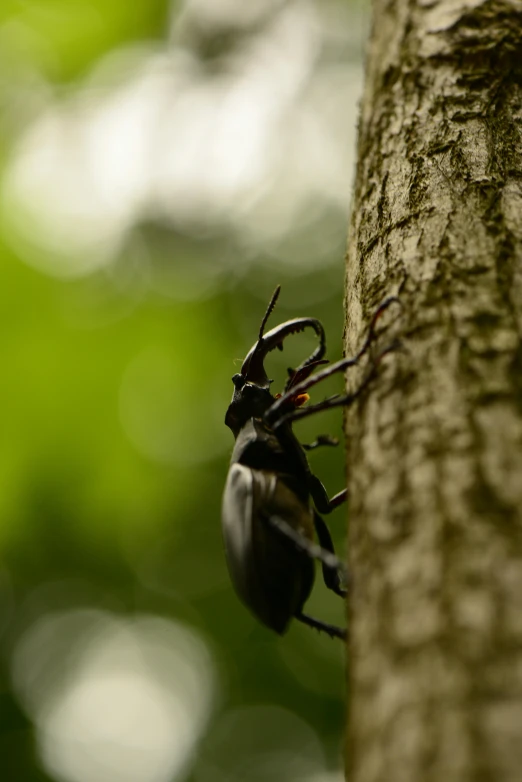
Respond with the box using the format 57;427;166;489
344;1;522;781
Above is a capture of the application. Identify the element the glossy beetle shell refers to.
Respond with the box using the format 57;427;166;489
222;460;315;634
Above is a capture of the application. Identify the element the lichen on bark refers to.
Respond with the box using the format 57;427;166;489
345;2;522;781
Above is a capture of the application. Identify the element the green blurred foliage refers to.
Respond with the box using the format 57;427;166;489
0;2;358;781
0;0;171;81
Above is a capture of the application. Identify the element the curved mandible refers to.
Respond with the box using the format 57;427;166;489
240;318;326;389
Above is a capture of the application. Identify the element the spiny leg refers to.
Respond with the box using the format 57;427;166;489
294;346;395;515
271;338;400;430
313;511;348;598
308;474;347;515
302;434;339;451
264;515;347;640
295;611;346;641
266;514;346;575
287;338;399;515
265;296;401;427
328;489;347;509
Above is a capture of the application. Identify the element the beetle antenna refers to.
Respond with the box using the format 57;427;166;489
258;285;281;339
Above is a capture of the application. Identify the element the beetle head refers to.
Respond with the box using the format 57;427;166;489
225;287;327;435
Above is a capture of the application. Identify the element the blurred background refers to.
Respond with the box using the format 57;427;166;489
0;1;369;780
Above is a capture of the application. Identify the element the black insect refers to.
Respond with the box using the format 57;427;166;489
222;287;398;640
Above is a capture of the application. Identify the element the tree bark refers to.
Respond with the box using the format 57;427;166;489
344;1;522;781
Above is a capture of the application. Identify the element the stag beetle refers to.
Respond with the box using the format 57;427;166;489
222;287;398;640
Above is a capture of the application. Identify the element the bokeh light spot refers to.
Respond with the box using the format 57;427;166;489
11;610;218;782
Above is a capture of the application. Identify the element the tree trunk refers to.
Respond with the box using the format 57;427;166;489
344;1;522;781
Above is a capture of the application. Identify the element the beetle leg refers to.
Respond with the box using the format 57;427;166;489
295;611;347;641
266;514;347;577
313;511;348;597
302;434;339;451
271;338;401;430
307;474;348;515
265;296;401;427
327;489;347;509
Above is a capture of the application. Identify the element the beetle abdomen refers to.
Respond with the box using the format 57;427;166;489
222;463;315;634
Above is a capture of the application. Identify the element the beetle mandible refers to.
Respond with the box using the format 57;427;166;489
222;286;399;640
